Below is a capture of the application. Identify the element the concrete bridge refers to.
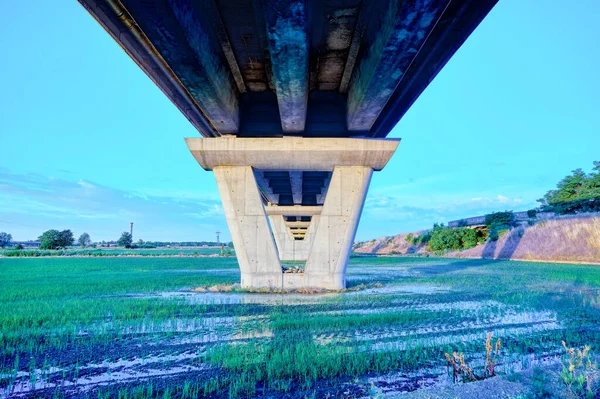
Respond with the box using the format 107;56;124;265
78;0;497;289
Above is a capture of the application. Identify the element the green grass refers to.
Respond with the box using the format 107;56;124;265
1;256;599;398
0;247;224;257
0;258;238;357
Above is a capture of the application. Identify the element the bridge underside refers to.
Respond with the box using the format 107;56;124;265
78;0;497;289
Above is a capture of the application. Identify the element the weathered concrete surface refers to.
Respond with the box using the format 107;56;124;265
187;137;397;289
262;0;309;132
346;0;445;132
119;0;240;133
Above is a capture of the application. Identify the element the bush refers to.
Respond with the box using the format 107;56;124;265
405;233;414;244
427;225;486;252
484;211;515;229
39;229;74;250
413;232;431;246
527;209;537;218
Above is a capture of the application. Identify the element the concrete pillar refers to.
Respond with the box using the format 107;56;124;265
213;166;282;289
268;214;320;261
304;166;372;289
186;137;399;290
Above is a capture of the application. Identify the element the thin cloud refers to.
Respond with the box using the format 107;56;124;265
358;189;538;239
77;179;96;189
0;169;226;241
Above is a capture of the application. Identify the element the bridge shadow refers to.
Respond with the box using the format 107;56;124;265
409;225;528;276
481;225;525;260
481;239;497;259
408;258;498;276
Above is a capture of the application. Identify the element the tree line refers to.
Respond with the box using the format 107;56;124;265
537;161;600;214
0;229;225;250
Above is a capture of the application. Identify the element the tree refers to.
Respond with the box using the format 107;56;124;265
58;230;75;248
78;232;91;248
0;232;12;248
538;161;600;214
117;232;133;248
39;229;75;250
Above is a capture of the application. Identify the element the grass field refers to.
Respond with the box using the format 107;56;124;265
1;257;599;398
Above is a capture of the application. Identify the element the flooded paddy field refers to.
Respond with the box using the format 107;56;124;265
1;256;599;398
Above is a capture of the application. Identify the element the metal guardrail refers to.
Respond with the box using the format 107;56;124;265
448;211;556;228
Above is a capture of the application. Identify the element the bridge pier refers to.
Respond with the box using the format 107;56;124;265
186;136;399;290
213;166;283;289
304;166;372;289
268;214;318;261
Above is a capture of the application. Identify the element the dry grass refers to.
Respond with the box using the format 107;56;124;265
454;214;600;263
354;213;600;263
192;283;240;293
445;332;501;383
353;231;429;255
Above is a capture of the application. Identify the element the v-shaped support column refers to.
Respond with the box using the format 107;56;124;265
304;166;372;289
213;166;282;289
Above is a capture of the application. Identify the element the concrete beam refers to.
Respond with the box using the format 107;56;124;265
121;0;240;133
369;0;498;137
346;0;446;132
202;0;246;94
253;170;279;204
262;0;309;132
77;0;219;137
265;206;322;217
185;136;400;171
290;171;303;205
338;0;369;94
288;227;308;232
286;221;310;228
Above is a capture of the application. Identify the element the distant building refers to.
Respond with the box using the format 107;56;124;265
12;241;41;248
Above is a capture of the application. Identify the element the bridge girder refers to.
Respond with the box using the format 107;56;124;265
78;0;497;139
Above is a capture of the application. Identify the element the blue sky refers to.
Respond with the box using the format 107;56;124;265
1;1;599;242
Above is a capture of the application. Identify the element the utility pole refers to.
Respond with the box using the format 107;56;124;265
130;222;134;240
216;231;220;244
